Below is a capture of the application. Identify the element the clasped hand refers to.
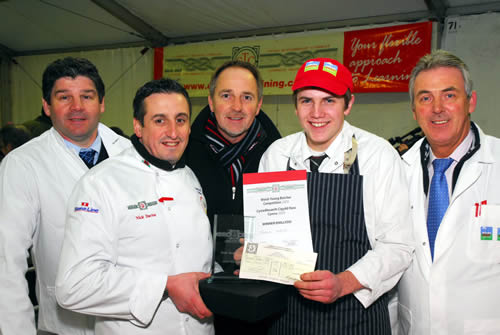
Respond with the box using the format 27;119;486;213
166;272;212;320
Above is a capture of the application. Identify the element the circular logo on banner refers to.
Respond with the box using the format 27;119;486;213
232;46;260;66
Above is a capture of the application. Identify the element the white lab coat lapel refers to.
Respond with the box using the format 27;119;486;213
434;126;495;262
433;160;482;262
404;146;433;279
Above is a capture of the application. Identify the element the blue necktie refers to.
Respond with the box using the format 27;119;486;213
427;158;453;260
79;149;96;168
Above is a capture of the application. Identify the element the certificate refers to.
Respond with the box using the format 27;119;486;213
239;241;317;285
243;170;313;252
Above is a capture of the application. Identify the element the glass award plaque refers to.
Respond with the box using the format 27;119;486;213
210;214;248;278
199;214;287;322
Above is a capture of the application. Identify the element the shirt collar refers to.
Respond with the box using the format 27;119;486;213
131;134;186;172
292;121;350;171
428;126;473;166
64;133;102;155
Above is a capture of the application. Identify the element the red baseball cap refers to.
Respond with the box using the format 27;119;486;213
292;58;353;95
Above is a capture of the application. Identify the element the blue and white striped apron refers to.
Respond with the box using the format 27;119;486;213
268;158;390;335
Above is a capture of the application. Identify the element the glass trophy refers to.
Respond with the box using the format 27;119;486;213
200;214;286;322
210;214;255;279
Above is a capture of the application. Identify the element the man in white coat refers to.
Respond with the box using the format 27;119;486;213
55;78;214;335
0;57;130;335
397;49;500;334
258;58;413;335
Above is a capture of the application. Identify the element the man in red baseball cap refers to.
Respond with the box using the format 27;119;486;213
258;58;413;334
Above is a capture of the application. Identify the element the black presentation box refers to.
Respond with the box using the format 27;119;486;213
199;214;287;323
199;277;287;323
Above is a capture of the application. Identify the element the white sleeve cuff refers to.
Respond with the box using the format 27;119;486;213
129;272;168;326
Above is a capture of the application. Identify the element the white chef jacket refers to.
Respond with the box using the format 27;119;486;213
397;123;500;335
0;124;130;335
259;121;414;308
55;146;214;335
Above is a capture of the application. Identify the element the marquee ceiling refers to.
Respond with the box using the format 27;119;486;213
1;0;499;57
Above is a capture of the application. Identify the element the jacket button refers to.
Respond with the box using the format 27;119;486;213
422;241;426;246
176;243;180;248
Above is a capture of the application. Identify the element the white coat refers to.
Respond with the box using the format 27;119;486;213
259;122;414;308
397;124;500;335
55;146;214;335
0;125;130;335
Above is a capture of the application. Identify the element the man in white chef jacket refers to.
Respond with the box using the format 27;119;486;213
55;78;214;335
0;57;130;335
396;49;500;334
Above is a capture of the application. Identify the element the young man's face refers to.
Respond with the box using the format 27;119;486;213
134;93;190;164
412;66;476;158
208;67;262;144
42;76;104;148
295;88;354;152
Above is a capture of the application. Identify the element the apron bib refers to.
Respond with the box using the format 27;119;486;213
269;158;390;335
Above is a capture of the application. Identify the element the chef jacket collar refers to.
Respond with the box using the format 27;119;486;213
131;134;186;172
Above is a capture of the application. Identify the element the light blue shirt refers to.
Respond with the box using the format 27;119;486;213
64;133;102;165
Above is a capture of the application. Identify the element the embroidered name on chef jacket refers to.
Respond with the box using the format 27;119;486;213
127;199;161;221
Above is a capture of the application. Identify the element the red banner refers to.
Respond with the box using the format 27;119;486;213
343;22;432;93
153;47;164;80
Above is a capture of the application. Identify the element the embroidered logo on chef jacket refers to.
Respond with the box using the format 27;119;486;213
481;226;493;240
127;200;158;210
497;228;500;241
74;202;99;213
126;200;160;221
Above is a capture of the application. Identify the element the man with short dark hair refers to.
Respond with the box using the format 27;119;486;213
56;78;213;335
185;60;281;227
0;57;130;335
184;60;281;334
259;58;413;334
397;50;500;334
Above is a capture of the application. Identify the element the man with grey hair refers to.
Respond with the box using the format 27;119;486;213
396;49;500;334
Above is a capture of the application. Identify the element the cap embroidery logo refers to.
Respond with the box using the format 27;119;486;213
304;61;320;72
323;62;338;76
